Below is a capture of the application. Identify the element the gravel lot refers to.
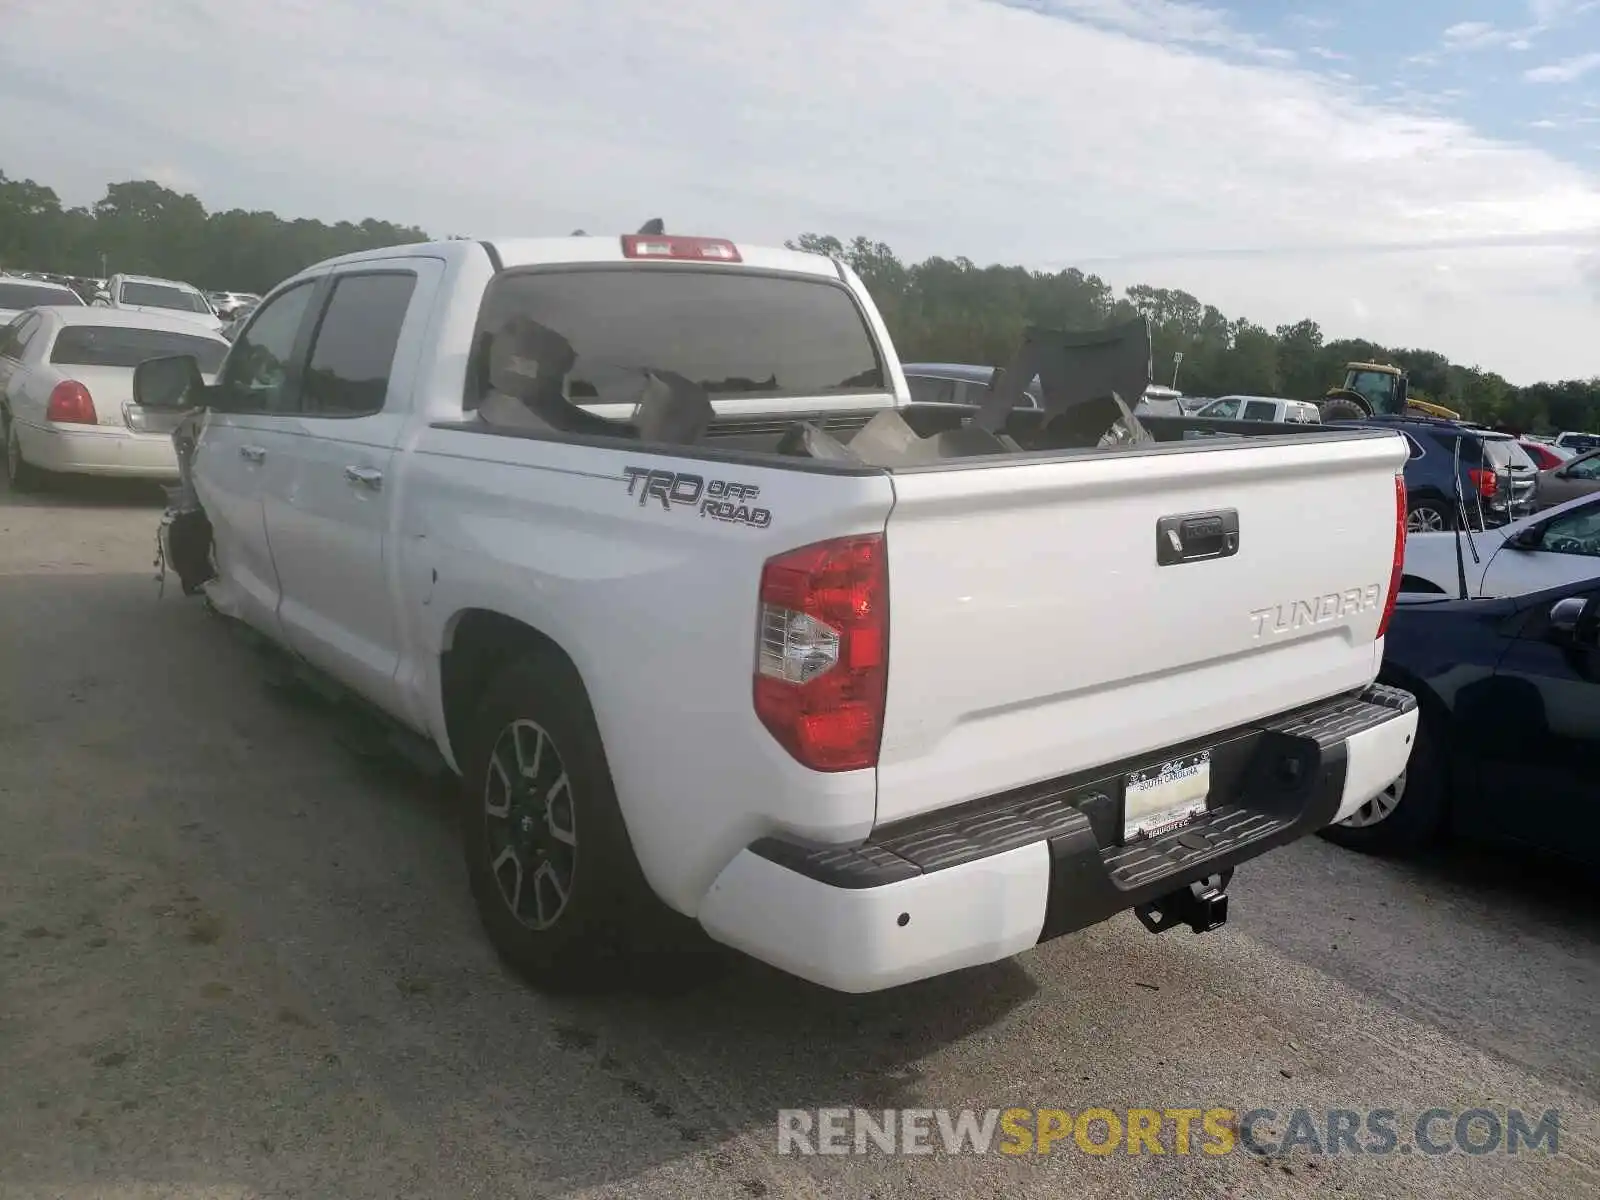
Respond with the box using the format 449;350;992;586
2;481;1598;1200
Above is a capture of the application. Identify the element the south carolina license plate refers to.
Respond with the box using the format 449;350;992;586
1123;752;1210;842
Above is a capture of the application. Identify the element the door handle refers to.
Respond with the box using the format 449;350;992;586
344;465;384;491
1156;509;1241;565
239;445;266;463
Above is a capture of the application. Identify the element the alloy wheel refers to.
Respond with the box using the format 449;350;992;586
483;718;578;930
1341;770;1406;829
1407;507;1446;533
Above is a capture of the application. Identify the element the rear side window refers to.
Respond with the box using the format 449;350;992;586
301;272;417;416
1427;431;1483;464
1482;438;1533;471
7;313;43;357
51;325;227;373
470;268;885;409
1242;400;1277;421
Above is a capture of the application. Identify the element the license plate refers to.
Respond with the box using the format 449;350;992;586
1123;752;1210;842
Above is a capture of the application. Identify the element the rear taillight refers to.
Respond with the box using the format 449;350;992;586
1466;467;1498;499
1377;474;1406;639
753;534;888;772
620;234;741;262
46;380;97;424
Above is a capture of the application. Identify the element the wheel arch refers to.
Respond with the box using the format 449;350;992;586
1374;662;1456;818
439;608;593;777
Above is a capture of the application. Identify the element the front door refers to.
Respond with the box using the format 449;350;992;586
1539;451;1600;509
260;260;438;713
1463;583;1600;860
191;279;321;636
1479;498;1600;598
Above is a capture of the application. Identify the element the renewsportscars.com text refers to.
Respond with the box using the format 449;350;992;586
777;1107;1561;1158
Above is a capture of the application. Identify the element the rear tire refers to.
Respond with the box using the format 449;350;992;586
4;417;44;493
1406;500;1454;534
1320;712;1446;855
459;652;665;992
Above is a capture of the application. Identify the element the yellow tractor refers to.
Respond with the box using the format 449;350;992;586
1318;362;1461;422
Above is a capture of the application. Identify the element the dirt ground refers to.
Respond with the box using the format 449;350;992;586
2;479;1598;1200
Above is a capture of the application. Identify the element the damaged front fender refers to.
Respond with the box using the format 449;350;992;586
154;409;217;597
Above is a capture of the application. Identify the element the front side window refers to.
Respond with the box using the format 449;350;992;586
217;282;317;413
50;325;228;374
471;268;885;409
1347;370;1399;413
118;281;211;314
1538;503;1600;557
1563;454;1600;481
1204;398;1242;419
301;273;417;416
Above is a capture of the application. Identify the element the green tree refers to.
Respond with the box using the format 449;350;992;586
0;173;1594;433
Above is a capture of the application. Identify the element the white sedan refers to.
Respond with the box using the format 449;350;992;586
1;306;229;489
1399;491;1600;598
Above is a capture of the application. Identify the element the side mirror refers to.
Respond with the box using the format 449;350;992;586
133;354;205;410
1507;525;1542;551
1550;597;1599;646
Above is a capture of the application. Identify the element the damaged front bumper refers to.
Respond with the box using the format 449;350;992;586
154;410;216;597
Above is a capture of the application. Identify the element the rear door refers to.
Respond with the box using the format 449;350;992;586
874;432;1408;824
191;278;323;636
260;260;440;712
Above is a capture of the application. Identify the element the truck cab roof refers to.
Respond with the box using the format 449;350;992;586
311;236;842;280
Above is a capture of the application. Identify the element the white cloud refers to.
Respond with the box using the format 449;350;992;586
1286;13;1337;33
1528;0;1600;25
1308;46;1347;61
1526;52;1600;82
996;0;1294;61
1440;3;1599;56
1443;20;1516;50
0;0;1598;383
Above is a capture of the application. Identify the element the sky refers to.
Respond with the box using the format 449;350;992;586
3;0;1600;384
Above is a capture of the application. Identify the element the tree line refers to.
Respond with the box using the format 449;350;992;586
1;170;1594;433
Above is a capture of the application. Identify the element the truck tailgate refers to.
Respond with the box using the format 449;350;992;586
874;431;1407;826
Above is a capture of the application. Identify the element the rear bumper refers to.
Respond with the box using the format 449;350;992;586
699;684;1417;993
15;418;179;479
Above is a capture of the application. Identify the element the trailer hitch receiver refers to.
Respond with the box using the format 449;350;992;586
1134;870;1232;935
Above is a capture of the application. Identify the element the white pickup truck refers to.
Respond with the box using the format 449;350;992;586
139;232;1418;994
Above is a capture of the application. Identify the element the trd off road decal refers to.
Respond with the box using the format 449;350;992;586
621;466;772;529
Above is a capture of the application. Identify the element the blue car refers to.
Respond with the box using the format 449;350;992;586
1320;576;1600;866
1328;416;1540;533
